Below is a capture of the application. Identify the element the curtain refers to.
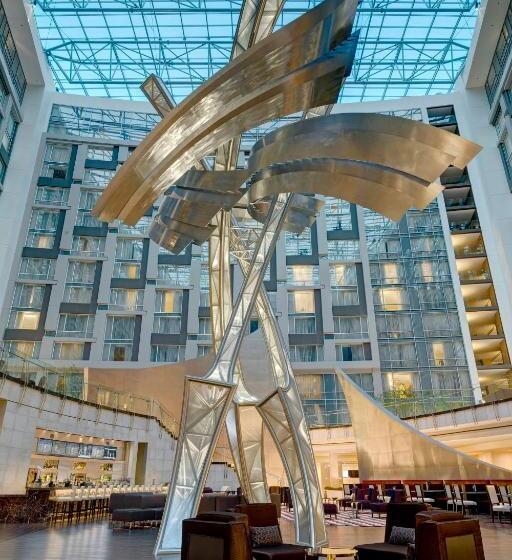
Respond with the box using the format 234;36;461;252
106;316;135;340
288;291;315;313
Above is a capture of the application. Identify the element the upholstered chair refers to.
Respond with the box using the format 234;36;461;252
182;512;252;560
355;502;428;560
235;503;307;560
415;513;485;560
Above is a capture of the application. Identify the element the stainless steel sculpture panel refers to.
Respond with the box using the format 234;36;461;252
156;193;296;555
236;405;269;503
156;377;236;553
93;0;358;225
338;371;512;481
147;111;479;251
210;0;286;511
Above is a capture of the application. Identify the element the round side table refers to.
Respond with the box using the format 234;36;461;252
307;547;357;559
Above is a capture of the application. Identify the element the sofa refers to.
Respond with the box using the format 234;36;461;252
198;493;244;514
110;492;166;528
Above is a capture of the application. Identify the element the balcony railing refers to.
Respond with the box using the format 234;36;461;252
0;343;179;437
302;387;477;428
454;245;485;258
459;269;491;282
107;304;144;312
55;330;94;339
450;220;480;232
69;250;105;258
18;271;55;281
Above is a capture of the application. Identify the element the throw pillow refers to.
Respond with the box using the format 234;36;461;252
389;526;416;545
250;525;283;548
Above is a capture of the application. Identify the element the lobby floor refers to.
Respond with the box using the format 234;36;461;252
0;517;510;559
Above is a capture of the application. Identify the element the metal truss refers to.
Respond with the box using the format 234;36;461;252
33;0;478;102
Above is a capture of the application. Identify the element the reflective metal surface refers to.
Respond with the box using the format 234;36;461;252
140;74;175;117
338;371;512;481
155;377;236;553
93;0;358;225
157;193;300;555
148;110;480;245
210;0;286;514
91;2;485;557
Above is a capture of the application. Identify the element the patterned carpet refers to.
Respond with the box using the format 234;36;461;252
281;509;386;528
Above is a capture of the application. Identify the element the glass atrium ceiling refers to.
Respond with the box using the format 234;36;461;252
32;0;479;103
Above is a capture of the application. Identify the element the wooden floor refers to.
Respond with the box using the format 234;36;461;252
0;516;510;559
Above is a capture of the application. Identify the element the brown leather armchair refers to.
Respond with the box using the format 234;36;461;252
354;502;428;560
181;512;252;560
235;503;307;560
415;513;485;560
270;493;282;518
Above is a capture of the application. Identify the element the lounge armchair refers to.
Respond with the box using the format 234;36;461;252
182;512;252;560
323;502;338;519
354;502;428;560
235;503;307;560
415;510;485;560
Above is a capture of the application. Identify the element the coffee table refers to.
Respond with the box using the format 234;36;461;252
307;547;357;559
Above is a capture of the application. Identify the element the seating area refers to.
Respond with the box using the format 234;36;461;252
1;480;512;559
180;499;490;560
321;481;512;524
355;503;485;560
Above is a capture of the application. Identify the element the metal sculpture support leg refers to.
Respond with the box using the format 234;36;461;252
155;194;292;557
156;377;236;555
259;386;326;545
210;212;253;500
210;211;268;503
235;404;269;503
232;225;327;547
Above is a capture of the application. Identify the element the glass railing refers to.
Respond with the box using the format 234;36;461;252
458;269;491;281
449;221;480;232
305;379;512;429
0;343;179;437
445;197;475;208
303;387;479;428
454;245;485;257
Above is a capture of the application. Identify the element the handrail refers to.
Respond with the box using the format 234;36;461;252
2;344;511;434
0;343;179;438
304;383;512;429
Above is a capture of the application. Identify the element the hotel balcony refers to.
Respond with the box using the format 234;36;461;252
439;165;470;187
462;283;498;310
443;186;475;210
467;309;505;338
456;256;491;283
472;337;511;372
451;232;485;258
427;105;458;132
448;208;480;233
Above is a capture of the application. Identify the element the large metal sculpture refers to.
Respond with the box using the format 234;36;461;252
338;371;512;481
93;0;481;556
